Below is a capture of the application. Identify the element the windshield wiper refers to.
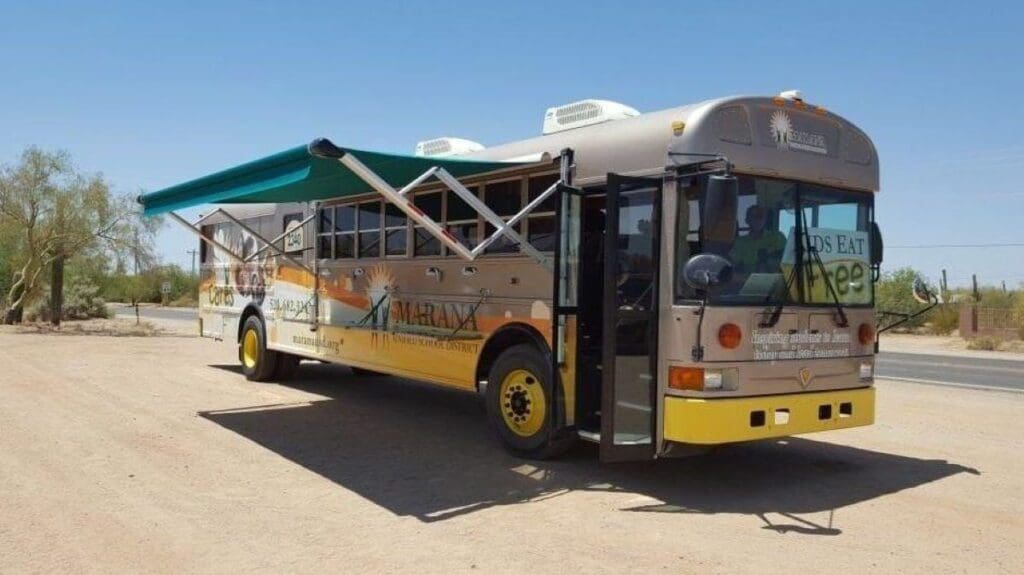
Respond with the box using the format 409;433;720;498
760;261;799;328
761;203;804;328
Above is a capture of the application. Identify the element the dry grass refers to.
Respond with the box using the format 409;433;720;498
965;336;1001;351
0;318;167;337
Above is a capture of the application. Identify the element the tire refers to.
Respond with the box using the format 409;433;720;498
485;344;576;459
274;353;301;381
239;315;278;381
350;366;385;377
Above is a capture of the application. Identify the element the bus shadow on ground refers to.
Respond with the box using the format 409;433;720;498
200;362;979;528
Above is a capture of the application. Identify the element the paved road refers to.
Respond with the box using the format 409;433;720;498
111;304;197;323
876;351;1024;392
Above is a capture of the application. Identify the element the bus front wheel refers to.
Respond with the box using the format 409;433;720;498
239;315;278;381
485;344;575;459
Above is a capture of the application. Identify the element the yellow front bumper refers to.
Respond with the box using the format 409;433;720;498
663;387;875;445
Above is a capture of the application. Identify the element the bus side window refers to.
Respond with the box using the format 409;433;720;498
317;207;334;259
526;174;558;252
384;203;408;256
675;183;701;301
445;186;480;254
413;192;442;256
483;178;523;254
335;205;355;258
357;201;382;258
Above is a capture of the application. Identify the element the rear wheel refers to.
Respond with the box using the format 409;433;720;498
239;315;277;381
485;344;576;459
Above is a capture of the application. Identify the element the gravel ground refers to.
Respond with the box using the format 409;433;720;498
1;331;1020;574
880;333;1024;358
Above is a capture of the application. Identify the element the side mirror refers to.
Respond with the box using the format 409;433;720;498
702;174;739;255
683;253;734;293
912;275;942;304
871;222;884;266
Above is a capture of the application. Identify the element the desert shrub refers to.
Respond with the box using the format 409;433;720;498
169;293;197;307
974;287;1018;310
22;276;109;321
101;265;197;304
101;272;159;303
966;336;1002;351
926;305;961;335
63;279;110;319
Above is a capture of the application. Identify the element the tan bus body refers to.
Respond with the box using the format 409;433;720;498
189;94;880;460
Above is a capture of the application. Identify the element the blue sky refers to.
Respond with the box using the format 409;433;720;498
1;1;1022;287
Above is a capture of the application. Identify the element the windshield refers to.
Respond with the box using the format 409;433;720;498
676;175;874;306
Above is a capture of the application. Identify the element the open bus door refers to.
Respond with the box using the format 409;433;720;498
600;174;661;461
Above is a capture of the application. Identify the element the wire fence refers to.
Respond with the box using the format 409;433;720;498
961;306;1024;339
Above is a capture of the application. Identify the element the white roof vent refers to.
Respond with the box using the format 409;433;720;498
542;99;640;135
414;137;485;158
779;89;804;101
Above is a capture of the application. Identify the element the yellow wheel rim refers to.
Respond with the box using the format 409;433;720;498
242;329;258;369
499;369;546;437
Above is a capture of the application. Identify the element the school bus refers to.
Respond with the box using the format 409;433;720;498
140;91;884;461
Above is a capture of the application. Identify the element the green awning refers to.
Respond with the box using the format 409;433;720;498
137;138;527;216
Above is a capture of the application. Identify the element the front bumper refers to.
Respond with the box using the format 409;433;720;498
663;386;875;445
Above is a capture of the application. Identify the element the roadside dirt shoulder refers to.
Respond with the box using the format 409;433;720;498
879;333;1024;360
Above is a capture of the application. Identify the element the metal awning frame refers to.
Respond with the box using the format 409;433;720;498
164;147;571;277
167;209;315;274
326;149;562;270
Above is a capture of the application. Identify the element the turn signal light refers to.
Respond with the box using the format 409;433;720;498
669;367;704;391
858;323;875;345
718;323;742;349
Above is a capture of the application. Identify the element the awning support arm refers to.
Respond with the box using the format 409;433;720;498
335;153;476;260
211;208;314;274
332;151;556;270
167;211;246;264
468;180;559;259
433;169;551;267
245;212;316;262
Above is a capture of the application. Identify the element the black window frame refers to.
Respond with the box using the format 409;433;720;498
526;172;560;253
482;177;525;255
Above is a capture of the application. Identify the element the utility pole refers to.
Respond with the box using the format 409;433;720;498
971;273;980;335
187;249;198;277
941;269;948;299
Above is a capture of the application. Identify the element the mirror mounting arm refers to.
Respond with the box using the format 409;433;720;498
876;300;940;337
669;152;733;176
692;294;708;362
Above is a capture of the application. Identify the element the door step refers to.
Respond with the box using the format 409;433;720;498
577;429;601;443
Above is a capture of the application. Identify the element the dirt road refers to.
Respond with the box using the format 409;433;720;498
1;330;1020;574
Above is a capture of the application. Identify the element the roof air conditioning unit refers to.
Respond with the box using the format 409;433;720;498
542;99;640;135
414;137;485;158
779;89;804;101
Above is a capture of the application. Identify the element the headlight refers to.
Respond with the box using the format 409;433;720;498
704;370;725;390
859;362;873;380
668;367;737;391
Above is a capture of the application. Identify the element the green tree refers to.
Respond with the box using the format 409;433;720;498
0;147;153;325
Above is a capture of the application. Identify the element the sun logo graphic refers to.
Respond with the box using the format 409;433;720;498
362;263;396;328
769;110;792;150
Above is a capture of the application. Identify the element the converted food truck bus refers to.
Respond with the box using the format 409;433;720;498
140;91;886;461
